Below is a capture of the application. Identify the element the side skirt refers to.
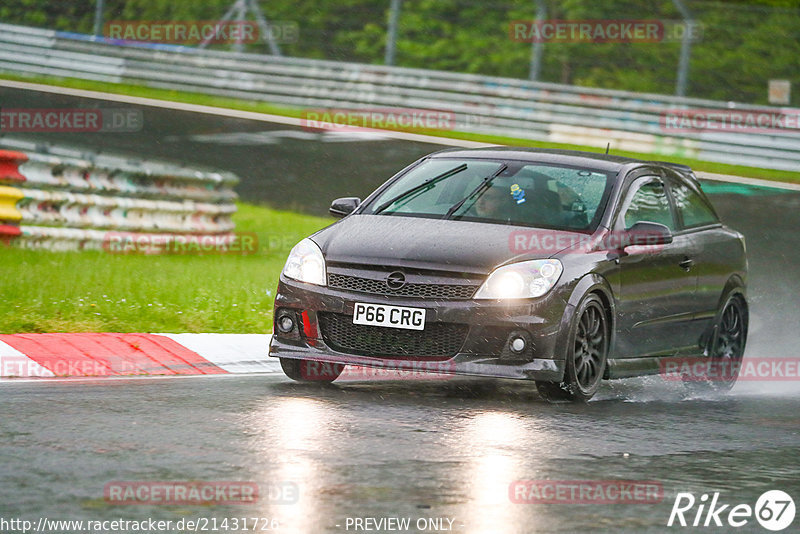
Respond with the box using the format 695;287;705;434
606;349;703;380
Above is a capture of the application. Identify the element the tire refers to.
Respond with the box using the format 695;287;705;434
685;294;748;392
536;293;609;402
279;358;344;383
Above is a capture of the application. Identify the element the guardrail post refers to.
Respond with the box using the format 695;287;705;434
248;0;282;56
528;0;546;81
385;0;402;66
672;0;694;97
93;0;105;37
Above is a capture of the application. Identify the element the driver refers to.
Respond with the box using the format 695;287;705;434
473;185;511;219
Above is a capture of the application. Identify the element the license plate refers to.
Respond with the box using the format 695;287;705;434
353;303;426;331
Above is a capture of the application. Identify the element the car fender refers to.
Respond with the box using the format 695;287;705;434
552;273;616;373
698;275;748;352
718;274;747;305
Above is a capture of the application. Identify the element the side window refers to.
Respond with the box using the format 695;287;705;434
622;179;676;231
670;181;719;228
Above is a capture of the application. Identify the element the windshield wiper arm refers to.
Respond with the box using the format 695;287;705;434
443;164;508;219
374;163;468;215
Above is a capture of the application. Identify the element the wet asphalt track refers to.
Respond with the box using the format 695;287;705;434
2;376;799;533
1;85;800;533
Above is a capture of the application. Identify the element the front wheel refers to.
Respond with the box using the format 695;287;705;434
280;358;344;383
536;293;609;402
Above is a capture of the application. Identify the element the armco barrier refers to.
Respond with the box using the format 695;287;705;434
0;138;239;250
0;22;799;171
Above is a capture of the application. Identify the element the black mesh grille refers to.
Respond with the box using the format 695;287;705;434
328;273;477;300
318;312;468;359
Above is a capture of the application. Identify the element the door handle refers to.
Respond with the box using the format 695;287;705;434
678;257;694;271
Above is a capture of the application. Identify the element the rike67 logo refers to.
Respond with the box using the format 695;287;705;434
668;490;795;531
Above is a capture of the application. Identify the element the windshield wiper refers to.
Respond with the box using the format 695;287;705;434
374;163;468;215
443;164;508;219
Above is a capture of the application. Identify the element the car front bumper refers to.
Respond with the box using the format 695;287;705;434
268;276;570;382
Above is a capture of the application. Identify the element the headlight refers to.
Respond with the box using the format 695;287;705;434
474;259;563;299
282;238;326;286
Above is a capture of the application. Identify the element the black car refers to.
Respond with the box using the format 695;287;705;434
269;147;748;401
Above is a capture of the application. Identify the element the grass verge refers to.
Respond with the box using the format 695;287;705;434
0;203;333;334
3;73;800;185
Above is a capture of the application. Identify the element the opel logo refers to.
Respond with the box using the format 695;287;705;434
386;271;407;290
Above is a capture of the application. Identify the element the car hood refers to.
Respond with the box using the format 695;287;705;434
311;214;585;274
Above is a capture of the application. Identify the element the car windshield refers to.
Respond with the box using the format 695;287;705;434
362;158;612;231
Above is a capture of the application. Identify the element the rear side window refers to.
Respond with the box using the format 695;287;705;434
670;182;719;228
623;180;676;230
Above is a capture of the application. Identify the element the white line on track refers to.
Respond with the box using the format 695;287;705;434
1;79;798;192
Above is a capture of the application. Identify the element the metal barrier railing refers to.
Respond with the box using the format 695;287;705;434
0;22;799;171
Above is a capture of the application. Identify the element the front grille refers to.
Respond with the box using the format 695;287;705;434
328;273;477;300
317;312;468;359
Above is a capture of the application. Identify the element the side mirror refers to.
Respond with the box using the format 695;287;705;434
624;221;674;248
329;197;361;218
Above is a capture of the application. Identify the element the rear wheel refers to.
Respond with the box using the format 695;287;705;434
280;358;344;383
536;294;609;402
686;294;748;392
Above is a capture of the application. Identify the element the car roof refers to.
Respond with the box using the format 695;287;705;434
428;146;694;176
